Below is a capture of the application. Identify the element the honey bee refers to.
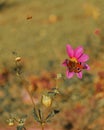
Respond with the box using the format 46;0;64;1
65;59;86;73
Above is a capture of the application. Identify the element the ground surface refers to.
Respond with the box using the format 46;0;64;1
0;0;104;130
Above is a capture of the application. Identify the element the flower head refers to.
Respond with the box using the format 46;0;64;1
62;44;90;79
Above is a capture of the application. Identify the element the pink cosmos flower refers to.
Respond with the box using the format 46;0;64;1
62;44;90;79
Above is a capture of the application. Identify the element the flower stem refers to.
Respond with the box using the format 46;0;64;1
41;124;45;130
19;74;36;108
15;60;36;108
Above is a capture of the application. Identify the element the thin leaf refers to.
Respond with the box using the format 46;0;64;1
33;108;40;122
45;109;60;122
45;111;55;122
38;109;42;121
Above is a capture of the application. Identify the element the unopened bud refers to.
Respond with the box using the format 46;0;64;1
7;119;14;126
42;95;52;107
15;57;21;62
56;73;63;79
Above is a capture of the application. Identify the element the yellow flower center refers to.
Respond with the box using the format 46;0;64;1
70;57;77;63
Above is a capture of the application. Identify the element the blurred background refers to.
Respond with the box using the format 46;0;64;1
0;0;104;130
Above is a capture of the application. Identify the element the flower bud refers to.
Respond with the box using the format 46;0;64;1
15;57;21;62
7;119;14;126
42;95;52;107
56;73;63;79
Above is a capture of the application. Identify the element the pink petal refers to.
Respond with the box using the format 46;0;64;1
78;54;89;62
76;72;83;79
62;60;67;66
66;44;74;58
74;46;84;58
66;70;74;79
84;64;90;70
